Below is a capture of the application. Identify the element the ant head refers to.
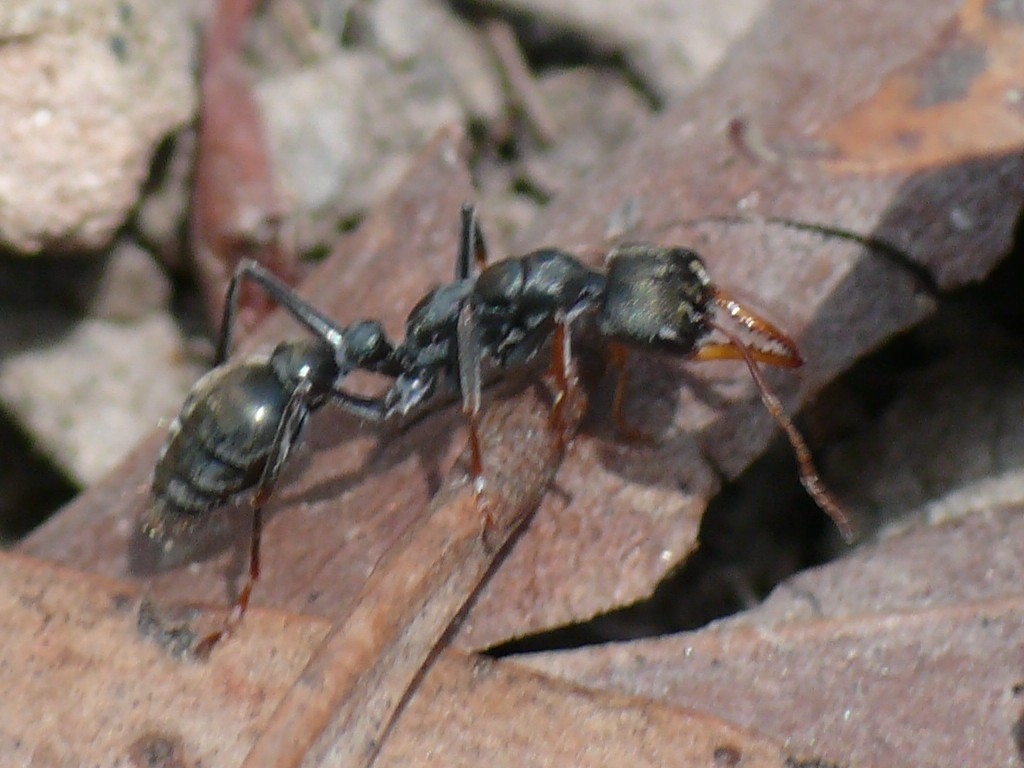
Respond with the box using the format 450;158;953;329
598;245;712;355
269;338;340;395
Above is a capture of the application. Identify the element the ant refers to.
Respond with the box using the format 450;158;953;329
144;204;852;656
388;204;853;539
143;261;398;656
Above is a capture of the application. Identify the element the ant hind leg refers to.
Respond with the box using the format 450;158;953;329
192;380;312;658
216;261;349;365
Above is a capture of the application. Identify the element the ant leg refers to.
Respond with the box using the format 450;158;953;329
456;203;489;280
328;390;387;422
452;204;488;464
457;297;501;547
707;320;855;542
193;380;312;657
219;263;394;422
548;314;578;450
457;301;485;494
606;342;655;444
216;260;347;364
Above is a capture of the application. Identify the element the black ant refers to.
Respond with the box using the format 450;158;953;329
388;204;852;538
144;204;852;656
143;261;398;656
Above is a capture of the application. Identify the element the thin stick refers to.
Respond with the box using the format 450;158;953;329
485;19;558;146
240;386;581;767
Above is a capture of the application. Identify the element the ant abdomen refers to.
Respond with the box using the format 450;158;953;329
146;338;339;536
151;364;284;519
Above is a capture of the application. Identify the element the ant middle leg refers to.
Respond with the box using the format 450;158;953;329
454;204;490;493
456;203;489;280
457;298;503;548
547;315;580;451
457;301;486;495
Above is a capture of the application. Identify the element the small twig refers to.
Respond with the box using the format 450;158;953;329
241;381;584;767
485;19;559;147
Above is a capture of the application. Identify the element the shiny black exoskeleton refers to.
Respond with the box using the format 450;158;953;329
144;260;396;654
150;328;392;525
149;206;852;656
381;209;727;447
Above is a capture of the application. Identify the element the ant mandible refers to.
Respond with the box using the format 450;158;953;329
143;261;398;656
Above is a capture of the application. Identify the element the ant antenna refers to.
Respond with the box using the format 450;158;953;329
707;319;856;543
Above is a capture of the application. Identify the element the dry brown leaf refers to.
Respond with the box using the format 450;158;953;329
23;0;1024;651
0;550;797;767
0;551;330;766
381;649;792;768
459;0;1024;646
524;505;1024;767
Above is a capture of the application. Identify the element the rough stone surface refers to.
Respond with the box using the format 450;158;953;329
83;239;172;321
0;312;202;484
0;0;197;253
257;49;466;250
489;0;767;99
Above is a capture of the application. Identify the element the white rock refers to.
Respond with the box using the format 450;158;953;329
0;0;196;253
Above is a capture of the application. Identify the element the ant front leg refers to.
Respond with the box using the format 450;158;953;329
193;380;311;658
217;260;348;364
605;342;655;444
547;313;581;451
704;320;856;543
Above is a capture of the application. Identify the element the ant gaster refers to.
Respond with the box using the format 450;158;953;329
144;261;397;656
